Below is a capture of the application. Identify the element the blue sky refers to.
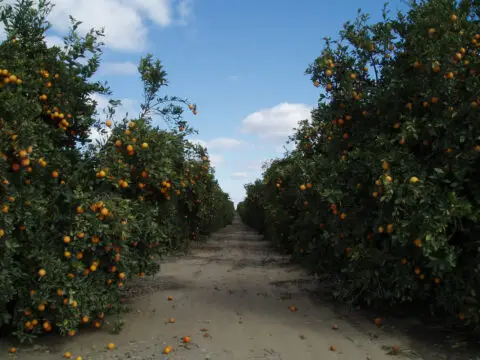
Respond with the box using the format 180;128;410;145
1;0;407;205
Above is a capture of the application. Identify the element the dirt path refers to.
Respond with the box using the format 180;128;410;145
1;217;476;360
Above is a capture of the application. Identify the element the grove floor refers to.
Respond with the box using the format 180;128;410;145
0;217;477;360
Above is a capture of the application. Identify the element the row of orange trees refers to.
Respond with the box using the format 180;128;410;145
239;0;480;328
0;0;234;342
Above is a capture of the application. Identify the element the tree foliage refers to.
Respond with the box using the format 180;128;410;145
239;0;480;328
0;0;234;341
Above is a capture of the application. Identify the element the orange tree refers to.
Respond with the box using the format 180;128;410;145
240;0;480;328
0;0;234;342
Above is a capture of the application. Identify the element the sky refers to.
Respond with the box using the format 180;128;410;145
0;0;407;205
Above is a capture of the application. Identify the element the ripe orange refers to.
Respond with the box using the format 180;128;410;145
183;336;191;343
107;343;115;350
387;224;393;233
163;346;172;354
409;176;419;184
38;268;46;277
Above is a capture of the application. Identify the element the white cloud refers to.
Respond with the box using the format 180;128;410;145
0;0;195;52
189;137;246;150
230;172;248;180
188;139;207;148
241;103;311;138
228;75;240;81
177;0;193;26
206;138;245;150
44;35;64;48
99;61;138;76
209;154;224;168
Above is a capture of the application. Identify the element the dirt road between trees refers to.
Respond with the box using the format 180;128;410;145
1;217;477;360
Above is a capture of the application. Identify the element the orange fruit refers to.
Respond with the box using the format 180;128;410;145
169;317;175;323
64;352;72;359
409;176;419;184
183;336;191;343
107;343;115;350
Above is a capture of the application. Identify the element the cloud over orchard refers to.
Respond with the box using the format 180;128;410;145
0;0;194;51
241;102;312;139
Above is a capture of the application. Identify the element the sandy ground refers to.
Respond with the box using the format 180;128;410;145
1;216;478;360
